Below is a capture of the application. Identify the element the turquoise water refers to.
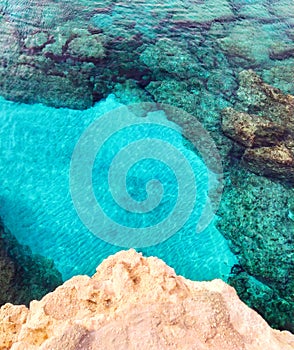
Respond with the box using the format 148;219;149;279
0;95;237;280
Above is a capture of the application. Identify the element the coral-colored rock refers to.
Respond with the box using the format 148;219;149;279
1;250;293;350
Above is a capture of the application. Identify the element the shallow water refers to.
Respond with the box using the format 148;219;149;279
0;95;237;280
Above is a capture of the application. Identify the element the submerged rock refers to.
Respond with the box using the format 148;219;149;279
243;144;294;183
171;0;234;24
261;63;294;95
217;167;294;332
236;70;294;132
0;218;62;307
140;38;203;80
1;249;293;349
221;70;294;184
217;21;272;67
219;72;294;329
66;34;105;61
24;32;51;51
229;271;294;334
222;107;288;148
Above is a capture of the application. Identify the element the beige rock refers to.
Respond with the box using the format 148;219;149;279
236;70;294;133
0;304;28;350
221;70;294;183
1;250;294;350
221;107;287;148
243;144;294;182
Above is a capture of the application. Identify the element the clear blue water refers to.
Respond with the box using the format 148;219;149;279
0;95;237;280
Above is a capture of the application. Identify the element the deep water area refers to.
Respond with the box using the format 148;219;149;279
0;0;294;332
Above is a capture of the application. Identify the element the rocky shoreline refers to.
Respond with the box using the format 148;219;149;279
1;250;294;350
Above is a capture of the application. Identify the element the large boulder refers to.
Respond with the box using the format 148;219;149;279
1;250;293;349
236;70;294;133
243;144;294;183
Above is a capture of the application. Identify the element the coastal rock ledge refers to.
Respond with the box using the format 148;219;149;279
1;250;293;350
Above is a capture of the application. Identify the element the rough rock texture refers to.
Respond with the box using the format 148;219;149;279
0;15;104;109
0;0;151;109
1;250;293;350
243;144;294;183
218;71;294;331
140;38;204;80
222;107;288;148
236;70;294;131
217;167;294;332
221;70;294;184
261;64;294;95
0;219;62;307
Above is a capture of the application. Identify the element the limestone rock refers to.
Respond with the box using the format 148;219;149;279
221;107;288;148
261;64;294;95
221;70;294;183
243;144;294;182
217;21;273;67
140;38;203;80
236;70;294;133
24;32;51;50
145;79;199;112
269;43;294;61
1;250;294;350
0;64;94;109
236;3;272;21
0;304;28;350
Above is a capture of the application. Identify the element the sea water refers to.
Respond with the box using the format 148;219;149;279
0;94;237;281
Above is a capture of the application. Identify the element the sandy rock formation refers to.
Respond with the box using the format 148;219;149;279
1;249;293;350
